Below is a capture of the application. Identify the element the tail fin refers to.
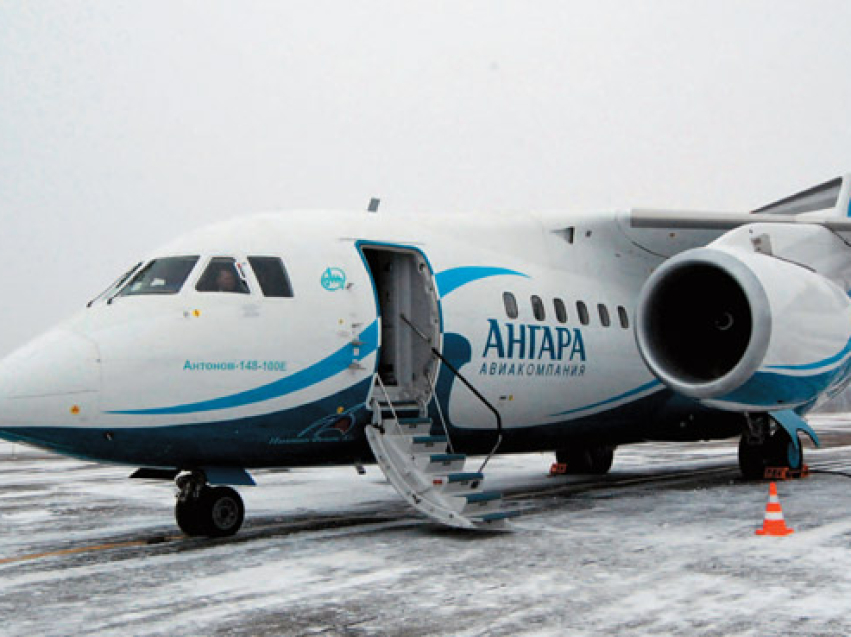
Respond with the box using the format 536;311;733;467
752;174;851;218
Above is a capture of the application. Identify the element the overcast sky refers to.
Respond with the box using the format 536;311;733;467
1;1;850;356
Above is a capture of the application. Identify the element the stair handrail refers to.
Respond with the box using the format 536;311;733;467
399;313;503;473
372;373;399;430
424;368;454;454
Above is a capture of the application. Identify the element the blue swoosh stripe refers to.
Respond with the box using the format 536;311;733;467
720;370;833;407
435;266;529;297
108;321;379;415
765;334;851;372
550;379;663;417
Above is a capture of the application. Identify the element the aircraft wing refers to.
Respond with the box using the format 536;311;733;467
613;175;851;264
628;208;851;232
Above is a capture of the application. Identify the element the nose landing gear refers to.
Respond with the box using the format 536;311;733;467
175;471;245;537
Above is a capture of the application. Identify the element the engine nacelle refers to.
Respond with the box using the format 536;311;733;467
635;246;851;411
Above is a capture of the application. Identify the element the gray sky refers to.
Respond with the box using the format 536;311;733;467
2;1;851;356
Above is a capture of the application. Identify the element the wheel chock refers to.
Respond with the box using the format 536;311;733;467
549;462;568;476
763;465;809;480
764;467;789;480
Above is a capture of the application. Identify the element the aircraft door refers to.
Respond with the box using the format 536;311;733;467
360;246;441;404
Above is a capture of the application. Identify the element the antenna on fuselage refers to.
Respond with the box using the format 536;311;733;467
368;197;380;213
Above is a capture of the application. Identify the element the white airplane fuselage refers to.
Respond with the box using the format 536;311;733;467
0;208;745;471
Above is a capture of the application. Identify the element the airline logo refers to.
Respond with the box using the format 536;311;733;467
479;319;587;378
321;267;347;291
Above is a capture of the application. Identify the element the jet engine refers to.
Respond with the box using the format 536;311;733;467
635;246;851;411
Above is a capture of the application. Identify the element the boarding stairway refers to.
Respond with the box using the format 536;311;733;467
366;395;521;530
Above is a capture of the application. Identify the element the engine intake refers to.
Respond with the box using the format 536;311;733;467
636;248;772;401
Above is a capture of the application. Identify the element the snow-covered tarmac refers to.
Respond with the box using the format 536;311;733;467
3;417;851;636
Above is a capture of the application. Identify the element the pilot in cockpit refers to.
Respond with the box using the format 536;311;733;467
215;268;239;292
196;258;249;294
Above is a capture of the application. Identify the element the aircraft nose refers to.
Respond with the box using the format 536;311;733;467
0;328;101;426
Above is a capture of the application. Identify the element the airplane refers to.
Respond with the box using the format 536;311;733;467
2;175;850;537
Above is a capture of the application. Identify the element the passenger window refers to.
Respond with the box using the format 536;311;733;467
196;257;250;294
598;304;611;327
618;306;630;329
503;292;519;319
531;295;545;321
576;301;590;326
248;256;294;297
118;256;199;296
553;298;567;323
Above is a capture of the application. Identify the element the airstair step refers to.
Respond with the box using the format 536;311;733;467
430;453;466;463
409;435;447;450
412;435;446;443
456;490;504;514
399;417;431;425
445;472;484;483
395;418;433;435
423;453;466;473
379;401;420;414
431;471;484;493
463;491;502;504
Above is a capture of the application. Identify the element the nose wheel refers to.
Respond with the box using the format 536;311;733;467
175;472;245;537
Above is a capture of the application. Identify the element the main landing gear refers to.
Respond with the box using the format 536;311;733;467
738;414;803;480
175;471;245;537
555;445;616;475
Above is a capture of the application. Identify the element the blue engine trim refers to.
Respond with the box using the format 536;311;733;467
435;266;529;297
107;321;379;415
719;358;851;408
765;334;851;372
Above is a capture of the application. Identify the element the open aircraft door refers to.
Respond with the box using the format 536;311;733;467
358;244;442;405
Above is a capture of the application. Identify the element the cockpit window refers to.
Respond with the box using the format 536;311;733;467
247;256;293;297
118;256;199;296
196;257;250;294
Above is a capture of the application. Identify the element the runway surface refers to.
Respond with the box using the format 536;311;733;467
3;416;851;636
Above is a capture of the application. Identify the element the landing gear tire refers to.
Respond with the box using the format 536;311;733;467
738;436;766;480
738;427;802;480
769;429;803;471
175;496;205;536
201;486;245;537
556;445;615;475
175;485;245;537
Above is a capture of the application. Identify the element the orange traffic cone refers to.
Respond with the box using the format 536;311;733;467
755;482;794;536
